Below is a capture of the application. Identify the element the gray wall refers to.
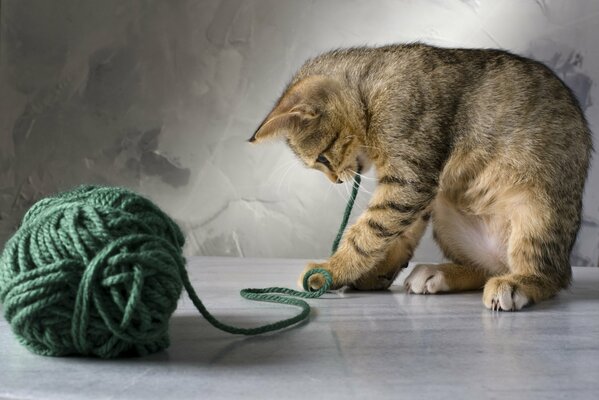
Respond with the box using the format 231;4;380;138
1;0;598;265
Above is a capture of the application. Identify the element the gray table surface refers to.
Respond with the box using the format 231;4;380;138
1;257;598;400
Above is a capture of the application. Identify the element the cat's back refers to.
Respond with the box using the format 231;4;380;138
294;43;591;160
298;44;579;103
380;45;590;148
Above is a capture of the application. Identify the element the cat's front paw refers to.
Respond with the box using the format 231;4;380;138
403;264;450;294
298;262;342;291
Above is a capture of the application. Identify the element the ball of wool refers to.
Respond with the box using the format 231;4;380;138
0;185;186;358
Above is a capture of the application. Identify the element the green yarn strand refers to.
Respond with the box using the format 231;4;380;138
215;174;361;330
180;268;332;335
0;186;186;358
332;174;361;254
0;178;360;358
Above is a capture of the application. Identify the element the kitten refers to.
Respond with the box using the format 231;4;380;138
249;43;592;311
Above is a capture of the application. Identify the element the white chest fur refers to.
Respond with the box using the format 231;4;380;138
432;194;509;274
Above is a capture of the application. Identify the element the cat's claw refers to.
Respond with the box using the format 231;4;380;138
491;299;501;311
483;277;530;311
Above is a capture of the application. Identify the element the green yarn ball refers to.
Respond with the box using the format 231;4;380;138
0;185;186;358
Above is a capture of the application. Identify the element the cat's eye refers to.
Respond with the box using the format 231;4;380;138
316;154;331;168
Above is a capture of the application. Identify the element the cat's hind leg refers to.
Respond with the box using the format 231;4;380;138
482;194;572;311
405;194;505;294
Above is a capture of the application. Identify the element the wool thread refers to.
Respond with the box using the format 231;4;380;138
0;178;360;358
330;175;362;256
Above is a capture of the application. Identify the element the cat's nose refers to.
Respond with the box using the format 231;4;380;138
336;178;343;184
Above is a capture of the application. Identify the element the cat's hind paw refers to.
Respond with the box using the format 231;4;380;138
483;277;530;311
403;264;450;294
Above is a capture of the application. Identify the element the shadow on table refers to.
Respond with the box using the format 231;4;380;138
141;289;393;366
139;313;314;366
136;280;599;367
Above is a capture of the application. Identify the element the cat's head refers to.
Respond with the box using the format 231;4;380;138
249;75;369;183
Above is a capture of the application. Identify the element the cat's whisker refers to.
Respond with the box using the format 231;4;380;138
350;177;372;212
333;183;350;204
355;183;374;196
347;170;377;196
276;161;296;183
342;179;351;198
276;161;298;196
338;178;367;215
265;159;297;185
348;169;378;181
324;180;335;202
285;163;300;195
241;160;298;190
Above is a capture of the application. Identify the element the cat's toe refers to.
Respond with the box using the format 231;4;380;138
307;273;326;290
298;270;326;291
403;264;449;294
483;277;529;311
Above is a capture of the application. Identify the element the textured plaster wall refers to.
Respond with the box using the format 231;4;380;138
1;0;598;265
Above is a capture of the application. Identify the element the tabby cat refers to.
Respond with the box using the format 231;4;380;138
249;43;592;311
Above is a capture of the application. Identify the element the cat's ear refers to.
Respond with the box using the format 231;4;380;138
249;104;317;143
249;76;338;143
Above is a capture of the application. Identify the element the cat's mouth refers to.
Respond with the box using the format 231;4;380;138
336;157;364;184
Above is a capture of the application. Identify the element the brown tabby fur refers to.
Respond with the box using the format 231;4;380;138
250;43;592;311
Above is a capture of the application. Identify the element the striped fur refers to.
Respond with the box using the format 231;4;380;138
251;43;592;309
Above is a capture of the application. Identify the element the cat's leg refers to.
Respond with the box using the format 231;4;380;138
350;214;429;290
404;194;501;294
482;196;572;311
301;170;437;290
403;263;489;294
